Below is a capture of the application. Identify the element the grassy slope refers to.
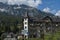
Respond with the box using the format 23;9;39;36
18;31;60;40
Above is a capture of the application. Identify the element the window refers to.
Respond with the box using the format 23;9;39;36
25;18;27;20
25;26;27;29
25;22;27;24
56;24;58;26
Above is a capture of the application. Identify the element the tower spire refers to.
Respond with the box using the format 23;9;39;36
24;11;29;18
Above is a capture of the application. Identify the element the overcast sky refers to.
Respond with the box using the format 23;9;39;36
0;0;60;16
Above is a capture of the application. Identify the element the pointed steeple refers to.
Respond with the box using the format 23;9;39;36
24;11;29;18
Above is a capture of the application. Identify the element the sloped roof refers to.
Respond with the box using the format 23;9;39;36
30;16;60;23
51;16;60;22
42;16;60;22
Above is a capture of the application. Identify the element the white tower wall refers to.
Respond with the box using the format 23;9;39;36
24;18;28;38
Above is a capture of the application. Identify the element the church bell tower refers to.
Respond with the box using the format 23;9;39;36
23;12;29;39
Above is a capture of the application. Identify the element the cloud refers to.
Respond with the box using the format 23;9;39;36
55;10;60;16
43;7;56;14
0;0;7;3
0;8;7;12
43;7;60;16
27;0;42;7
43;7;51;13
0;0;42;7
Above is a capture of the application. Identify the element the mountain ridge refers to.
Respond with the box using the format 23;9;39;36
0;2;54;18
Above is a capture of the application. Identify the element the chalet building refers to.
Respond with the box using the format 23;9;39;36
22;12;60;38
